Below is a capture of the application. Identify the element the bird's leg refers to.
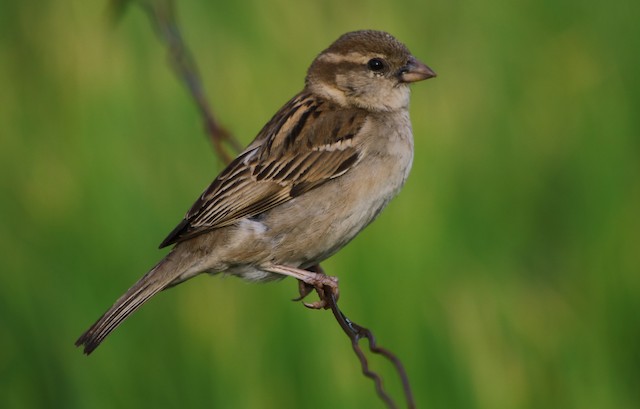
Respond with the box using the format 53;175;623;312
263;264;339;309
293;264;324;302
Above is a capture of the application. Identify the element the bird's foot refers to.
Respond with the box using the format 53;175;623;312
264;264;339;310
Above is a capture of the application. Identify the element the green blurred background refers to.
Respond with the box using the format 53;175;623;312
1;0;639;408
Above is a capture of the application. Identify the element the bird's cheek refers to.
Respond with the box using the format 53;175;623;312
335;74;353;93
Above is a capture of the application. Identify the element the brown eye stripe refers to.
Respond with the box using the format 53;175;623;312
316;51;375;65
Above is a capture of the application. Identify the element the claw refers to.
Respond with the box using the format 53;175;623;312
263;264;340;310
292;279;315;302
304;300;328;309
302;280;339;310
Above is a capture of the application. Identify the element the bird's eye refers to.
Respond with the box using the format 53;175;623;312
367;58;385;72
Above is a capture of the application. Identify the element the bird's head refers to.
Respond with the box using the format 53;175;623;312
306;30;436;112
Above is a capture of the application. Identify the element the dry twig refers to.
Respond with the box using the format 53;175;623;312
112;0;241;161
324;285;416;409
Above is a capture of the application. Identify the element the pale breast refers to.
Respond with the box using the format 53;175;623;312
259;110;414;268
215;110;415;280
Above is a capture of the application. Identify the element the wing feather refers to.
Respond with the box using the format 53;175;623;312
159;92;368;248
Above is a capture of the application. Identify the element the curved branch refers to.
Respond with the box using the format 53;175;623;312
324;285;416;409
114;0;241;162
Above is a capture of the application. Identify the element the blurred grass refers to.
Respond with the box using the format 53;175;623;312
1;0;639;408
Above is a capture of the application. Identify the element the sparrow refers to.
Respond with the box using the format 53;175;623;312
76;30;436;354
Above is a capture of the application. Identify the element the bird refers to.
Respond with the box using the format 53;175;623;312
76;30;436;355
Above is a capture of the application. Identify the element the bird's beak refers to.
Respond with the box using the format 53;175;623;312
399;57;437;83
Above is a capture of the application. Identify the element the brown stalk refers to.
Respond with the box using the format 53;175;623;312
112;0;241;162
324;285;416;409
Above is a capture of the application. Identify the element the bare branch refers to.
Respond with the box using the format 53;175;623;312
325;287;416;409
113;0;241;162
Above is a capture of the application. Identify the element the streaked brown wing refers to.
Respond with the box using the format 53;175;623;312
159;92;368;248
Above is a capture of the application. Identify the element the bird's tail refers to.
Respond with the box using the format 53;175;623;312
75;251;188;355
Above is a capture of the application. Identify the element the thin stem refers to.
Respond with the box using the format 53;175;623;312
325;286;416;409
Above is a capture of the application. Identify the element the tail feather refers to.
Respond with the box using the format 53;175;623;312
76;253;184;355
